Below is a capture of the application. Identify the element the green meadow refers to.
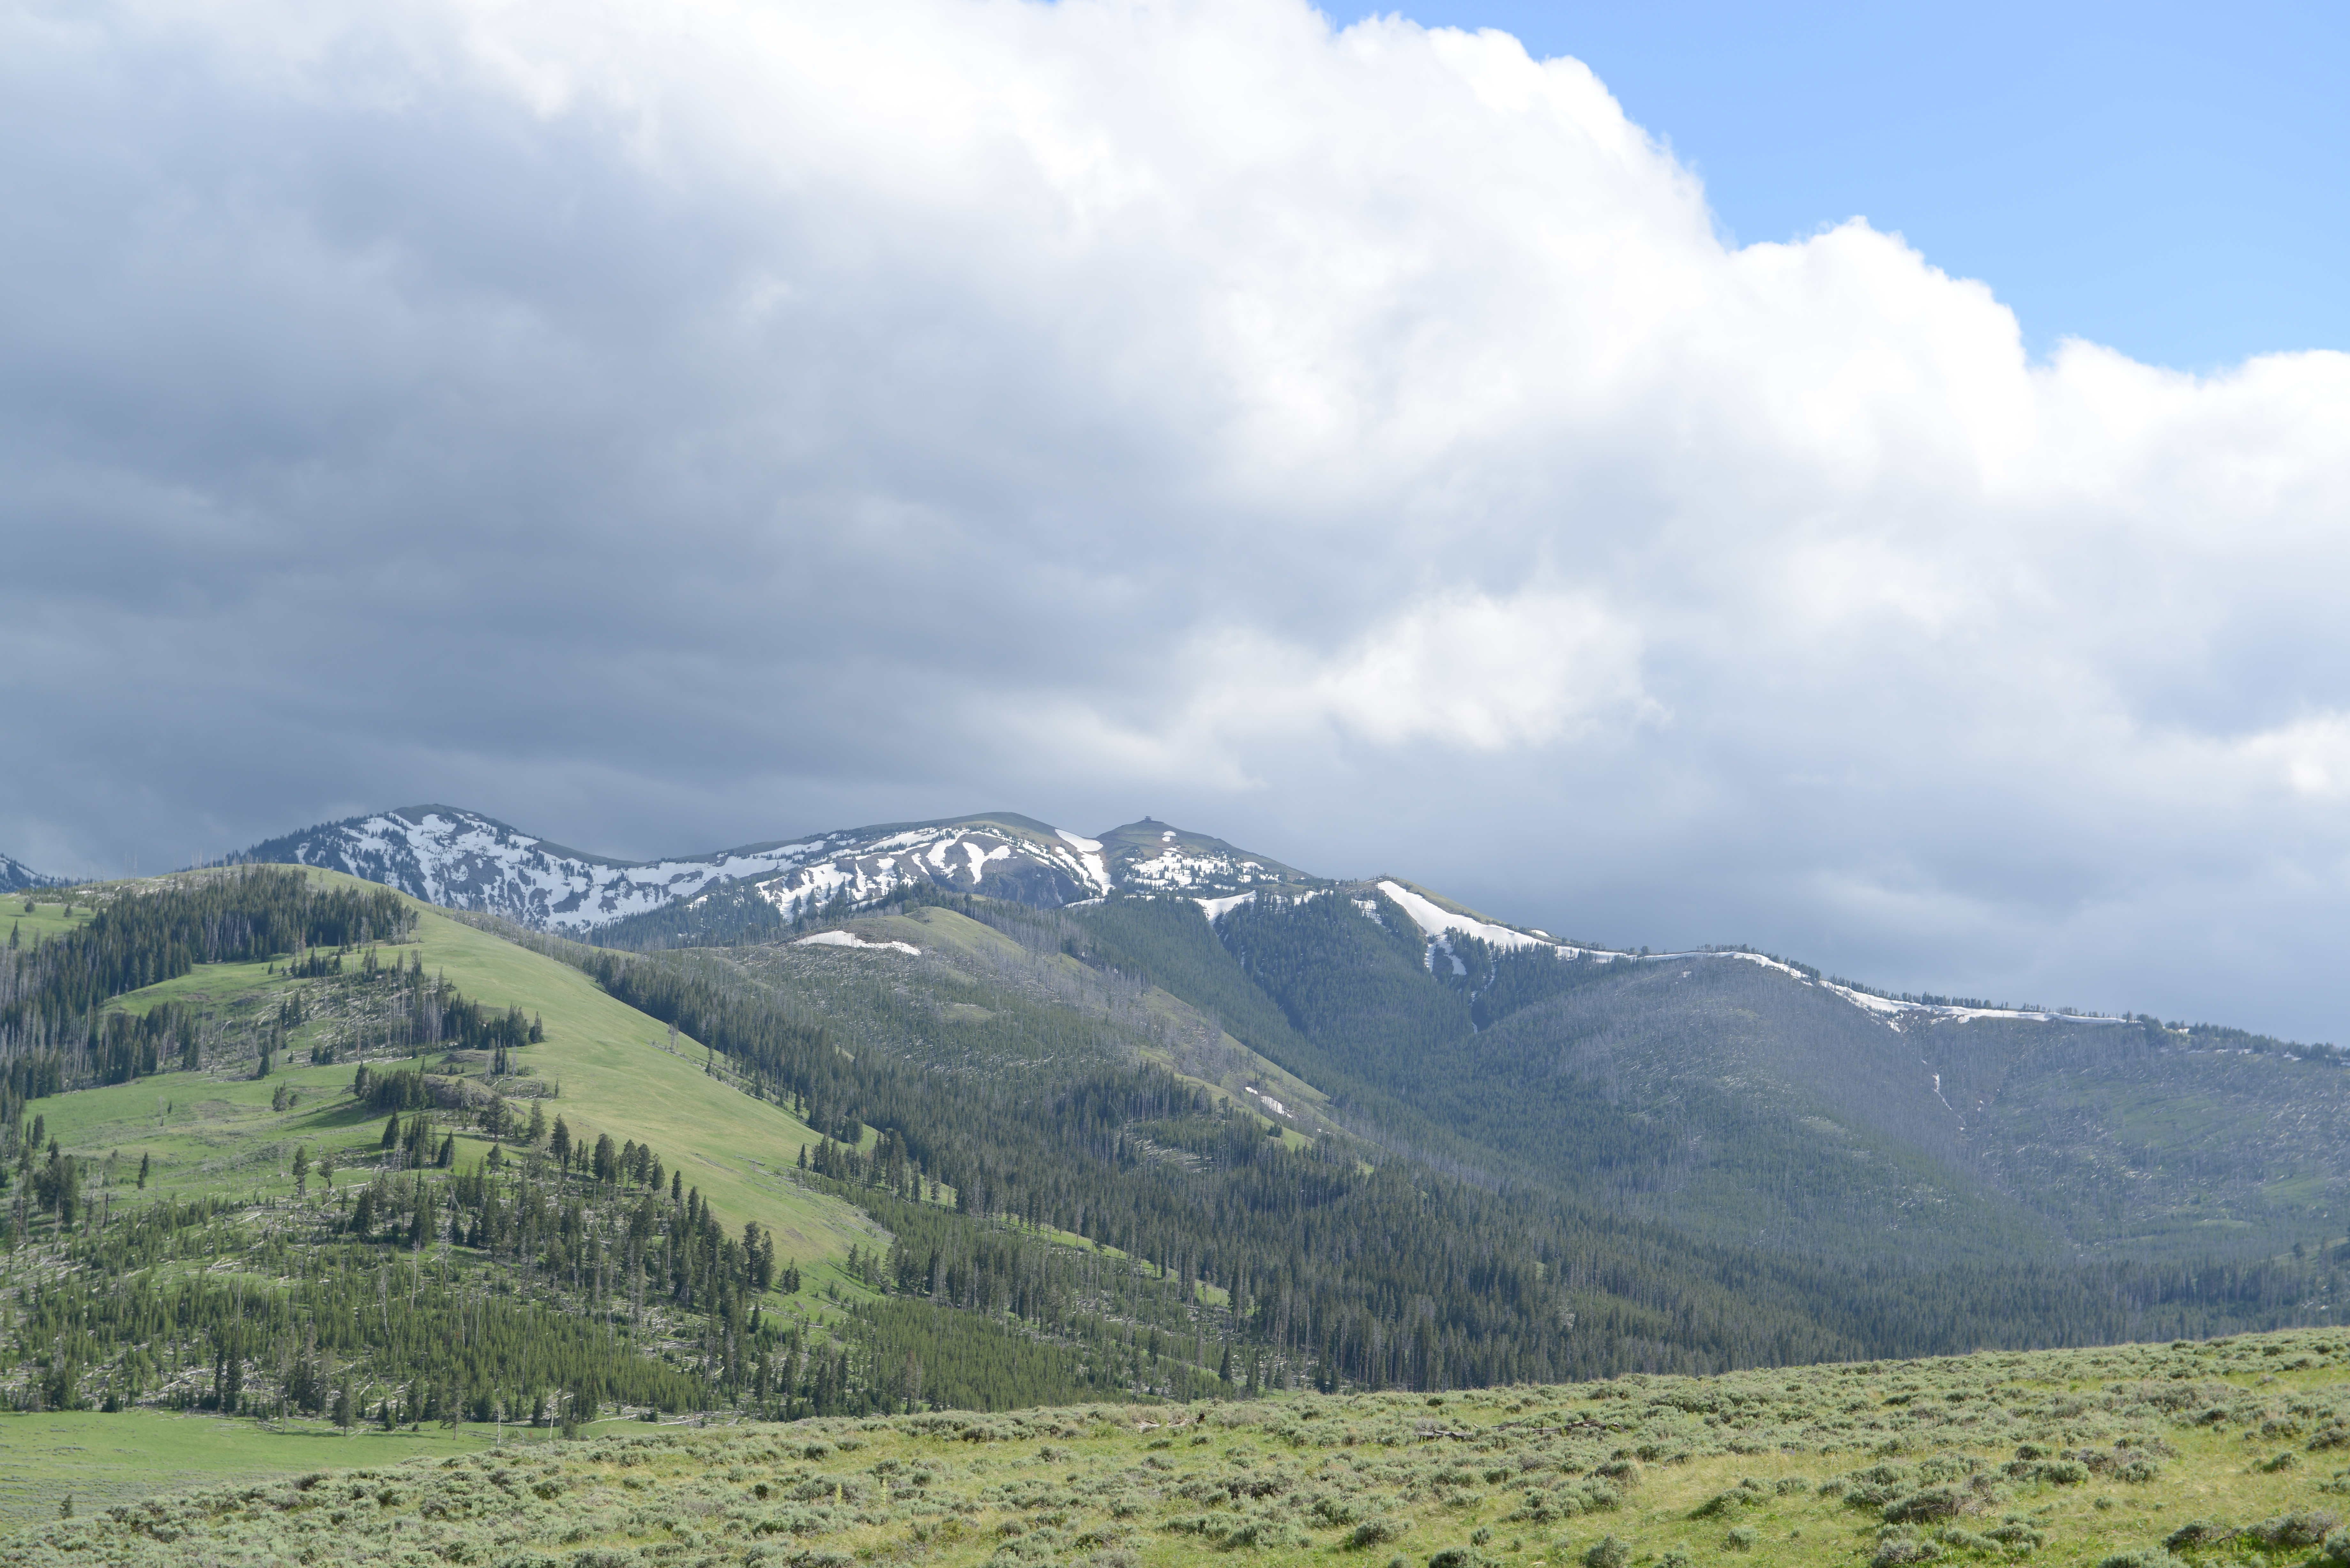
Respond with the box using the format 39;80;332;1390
0;1409;515;1528
7;1328;2348;1566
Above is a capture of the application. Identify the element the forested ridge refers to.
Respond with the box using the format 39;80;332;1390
547;895;2346;1403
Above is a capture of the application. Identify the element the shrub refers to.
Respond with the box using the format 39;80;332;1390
1869;1533;1939;1567
1883;1488;1963;1525
1347;1518;1404;1549
2163;1520;2235;1552
2247;1511;2340;1549
1691;1486;1763;1519
1581;1535;1629;1568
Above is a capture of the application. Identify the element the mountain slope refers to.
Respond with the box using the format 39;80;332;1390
226;803;2350;1275
0;852;56;893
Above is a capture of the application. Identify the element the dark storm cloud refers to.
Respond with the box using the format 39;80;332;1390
4;0;2348;1040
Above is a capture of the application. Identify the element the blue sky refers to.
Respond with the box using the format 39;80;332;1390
1329;1;2346;370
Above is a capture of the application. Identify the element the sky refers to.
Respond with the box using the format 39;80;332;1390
1329;2;2349;372
3;0;2347;1040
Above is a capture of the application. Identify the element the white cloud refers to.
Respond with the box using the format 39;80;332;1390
4;0;2350;1036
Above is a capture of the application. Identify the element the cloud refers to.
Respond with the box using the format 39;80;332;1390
3;0;2348;1036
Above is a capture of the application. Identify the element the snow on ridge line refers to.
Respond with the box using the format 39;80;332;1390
306;809;829;929
1375;880;1555;952
1196;891;1255;921
1055;827;1103;853
1364;878;2129;1030
1817;980;2128;1027
795;930;921;955
293;810;1133;930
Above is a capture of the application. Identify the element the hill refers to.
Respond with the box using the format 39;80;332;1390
4;869;1149;1463
0;854;54;894
9;1325;2349;1565
15;872;871;1264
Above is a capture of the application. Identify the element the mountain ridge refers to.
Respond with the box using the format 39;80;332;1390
0;851;58;893
232;805;1319;935
232;804;2349;1056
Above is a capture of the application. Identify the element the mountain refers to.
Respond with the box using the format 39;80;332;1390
0;852;57;893
235;806;1316;934
225;803;2350;1272
3;842;2344;1524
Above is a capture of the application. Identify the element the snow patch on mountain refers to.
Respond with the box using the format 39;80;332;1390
796;930;921;956
1817;980;2127;1029
748;821;1111;919
243;807;821;930
242;807;1115;931
1376;880;1556;952
1124;844;1280;893
1244;1085;1291;1119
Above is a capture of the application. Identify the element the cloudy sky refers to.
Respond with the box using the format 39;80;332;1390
4;0;2347;1040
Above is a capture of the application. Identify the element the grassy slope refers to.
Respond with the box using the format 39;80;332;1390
2;897;96;947
29;872;877;1271
8;1327;2347;1565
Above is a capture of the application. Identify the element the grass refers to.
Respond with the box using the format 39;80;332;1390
6;1327;2347;1565
2;896;96;947
27;873;884;1275
0;1409;520;1529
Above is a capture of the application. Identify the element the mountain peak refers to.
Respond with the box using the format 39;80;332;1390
1094;819;1315;894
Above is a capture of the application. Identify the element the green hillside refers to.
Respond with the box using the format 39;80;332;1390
0;868;1008;1496
10;1326;2349;1566
16;871;873;1266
